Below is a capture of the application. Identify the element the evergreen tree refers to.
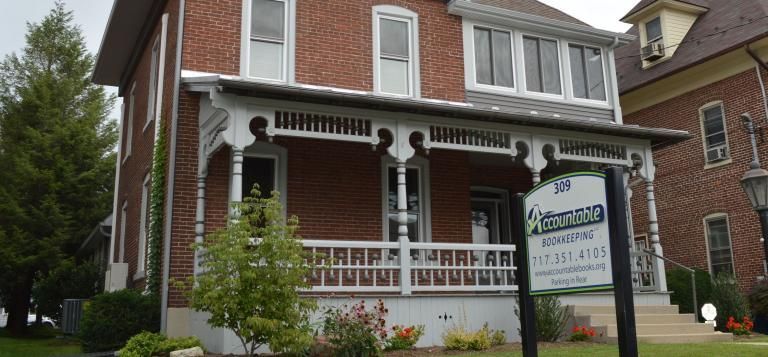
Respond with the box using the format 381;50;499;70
0;1;117;335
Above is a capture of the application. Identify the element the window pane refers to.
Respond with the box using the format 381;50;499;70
242;157;276;199
540;39;561;95
707;219;730;248
249;40;284;79
492;30;514;87
703;106;725;147
251;0;285;40
380;58;409;95
387;167;420;243
646;17;662;41
388;214;419;243
586;47;606;100
523;37;541;93
569;45;587;99
474;28;493;85
380;18;409;57
707;133;726;148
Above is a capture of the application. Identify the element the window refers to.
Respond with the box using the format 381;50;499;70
374;6;419;97
136;175;151;278
701;103;729;162
705;215;734;276
123;83;136;163
473;27;514;88
146;37;160;128
645;17;663;44
242;156;276;199
523;36;562;95
568;44;606;101
247;0;288;80
119;202;127;263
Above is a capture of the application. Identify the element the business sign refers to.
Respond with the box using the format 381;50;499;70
523;171;613;295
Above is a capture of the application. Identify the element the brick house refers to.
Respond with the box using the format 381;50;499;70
617;0;768;291
91;0;718;352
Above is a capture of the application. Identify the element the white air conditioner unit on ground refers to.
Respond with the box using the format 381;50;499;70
706;146;729;163
641;42;665;61
104;263;128;292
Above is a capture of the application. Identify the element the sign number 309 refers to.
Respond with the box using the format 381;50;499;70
554;179;572;194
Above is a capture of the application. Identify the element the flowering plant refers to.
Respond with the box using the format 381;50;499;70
385;324;425;351
726;316;754;336
568;325;596;342
322;299;389;356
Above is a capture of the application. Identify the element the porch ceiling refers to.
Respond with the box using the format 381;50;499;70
182;74;690;147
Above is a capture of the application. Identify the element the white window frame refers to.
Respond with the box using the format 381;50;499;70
519;32;565;100
145;36;160;131
372;5;420;98
240;0;295;83
699;101;731;168
564;40;610;105
235;142;288;210
122;82;136;164
119;201;127;264
703;213;735;276
381;155;431;243
468;23;517;94
135;174;150;280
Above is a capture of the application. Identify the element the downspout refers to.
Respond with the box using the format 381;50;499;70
607;36;623;124
108;103;125;272
161;0;185;333
746;45;768;123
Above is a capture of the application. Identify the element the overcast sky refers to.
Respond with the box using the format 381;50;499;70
0;0;636;119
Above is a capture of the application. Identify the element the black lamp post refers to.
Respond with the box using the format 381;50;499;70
739;113;768;273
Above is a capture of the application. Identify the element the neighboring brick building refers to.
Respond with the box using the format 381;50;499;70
617;0;768;290
93;0;697;352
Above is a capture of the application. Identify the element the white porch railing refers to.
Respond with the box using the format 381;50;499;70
631;250;657;292
302;239;518;294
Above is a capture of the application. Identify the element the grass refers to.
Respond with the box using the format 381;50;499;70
0;329;81;357
446;341;768;357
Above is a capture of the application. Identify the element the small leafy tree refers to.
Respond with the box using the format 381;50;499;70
710;273;750;332
180;187;317;356
514;295;568;342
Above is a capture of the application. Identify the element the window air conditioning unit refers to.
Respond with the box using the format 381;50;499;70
706;146;728;163
641;42;665;61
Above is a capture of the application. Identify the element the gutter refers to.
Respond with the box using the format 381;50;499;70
108;104;125;270
182;75;689;144
161;0;186;333
607;36;624;124
746;45;768;124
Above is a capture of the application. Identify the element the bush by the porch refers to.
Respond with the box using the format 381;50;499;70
710;273;750;332
514;296;569;342
78;289;160;352
178;187;317;357
118;331;203;357
666;268;712;318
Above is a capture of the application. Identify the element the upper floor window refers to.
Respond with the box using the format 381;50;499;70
645;17;663;45
247;0;290;81
523;35;562;96
146;37;160;129
473;27;514;88
568;44;606;101
136;174;151;279
373;6;419;97
705;214;734;276
700;103;729;163
123;82;136;163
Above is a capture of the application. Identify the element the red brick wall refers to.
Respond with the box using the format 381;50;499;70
113;0;180;289
623;67;768;290
181;0;465;101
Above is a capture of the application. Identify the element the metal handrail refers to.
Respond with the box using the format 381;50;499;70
642;249;699;323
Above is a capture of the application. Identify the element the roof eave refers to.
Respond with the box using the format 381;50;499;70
621;0;708;23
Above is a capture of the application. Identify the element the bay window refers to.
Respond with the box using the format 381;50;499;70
473;27;514;88
568;44;606;101
523;35;562;95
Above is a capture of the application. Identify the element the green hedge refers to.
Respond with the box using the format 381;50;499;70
78;289;160;352
666;268;712;318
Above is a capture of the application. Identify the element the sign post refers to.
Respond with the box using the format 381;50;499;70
514;167;638;357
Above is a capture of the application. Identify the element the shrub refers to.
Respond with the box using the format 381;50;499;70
666;268;712;317
178;188;318;356
119;332;204;357
726;316;754;336
385;324;424;351
442;323;502;351
515;296;569;342
748;280;768;316
323;299;389;356
32;259;101;324
78;289;160;352
568;325;596;342
710;273;750;332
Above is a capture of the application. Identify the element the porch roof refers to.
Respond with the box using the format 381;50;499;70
181;72;690;146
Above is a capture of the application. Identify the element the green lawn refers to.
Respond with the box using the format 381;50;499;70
453;341;768;357
0;331;81;357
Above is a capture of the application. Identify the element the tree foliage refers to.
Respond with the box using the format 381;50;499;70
32;258;101;323
179;187;318;356
0;1;117;334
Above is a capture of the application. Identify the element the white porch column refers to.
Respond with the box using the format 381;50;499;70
646;180;668;292
194;175;206;275
231;147;244;204
531;170;541;186
396;160;412;295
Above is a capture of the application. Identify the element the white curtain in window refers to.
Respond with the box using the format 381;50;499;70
249;0;286;80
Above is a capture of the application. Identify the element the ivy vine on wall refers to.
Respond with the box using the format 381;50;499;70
146;115;167;296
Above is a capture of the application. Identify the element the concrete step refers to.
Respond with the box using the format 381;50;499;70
572;305;679;316
634;332;732;344
605;323;715;336
585;313;696;325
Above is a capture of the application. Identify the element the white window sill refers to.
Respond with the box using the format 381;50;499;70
704;158;732;170
133;270;146;281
